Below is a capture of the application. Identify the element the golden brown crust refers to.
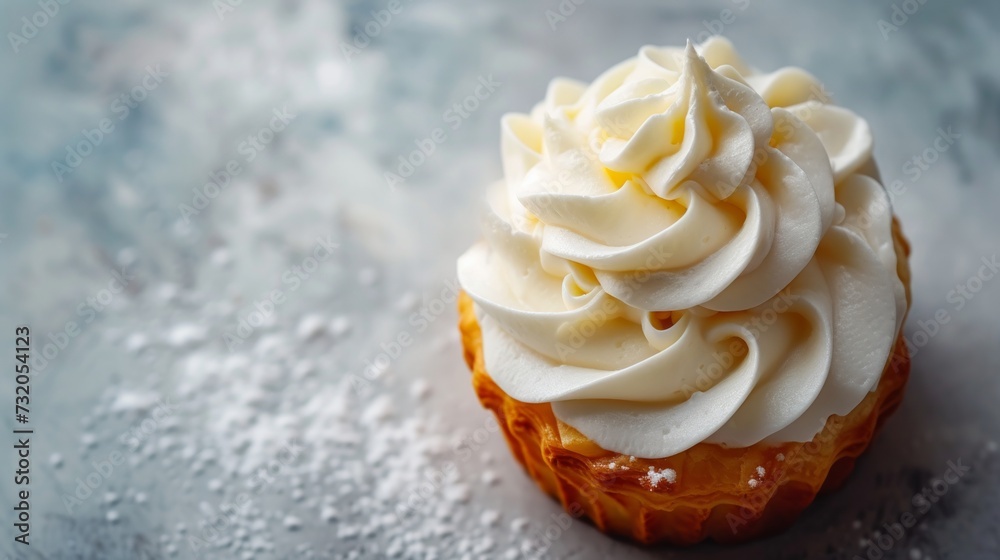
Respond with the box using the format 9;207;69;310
458;217;912;545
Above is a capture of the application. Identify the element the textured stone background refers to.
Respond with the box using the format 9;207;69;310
0;1;998;559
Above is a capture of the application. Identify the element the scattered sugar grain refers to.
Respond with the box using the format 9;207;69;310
166;323;207;347
155;283;178;303
330;315;352;337
117;247;137;267
361;394;393;424
291;360;315;380
481;470;499;486
210;248;232;267
396;292;419;312
480;509;500;527
474;536;495;553
444;483;471;504
411;379;431;400
320;505;338;523
111;390;161;413
296;314;327;340
644;466;677;489
125;333;149;353
283;515;302;531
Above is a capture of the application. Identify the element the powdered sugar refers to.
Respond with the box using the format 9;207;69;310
643;466;677;489
50;268;531;558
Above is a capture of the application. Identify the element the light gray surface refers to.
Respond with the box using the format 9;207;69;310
1;1;999;559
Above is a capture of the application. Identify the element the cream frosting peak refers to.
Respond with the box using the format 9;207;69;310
458;37;905;458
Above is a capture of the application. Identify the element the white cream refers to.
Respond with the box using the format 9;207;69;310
457;37;906;459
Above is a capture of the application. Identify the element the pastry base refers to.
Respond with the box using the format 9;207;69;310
457;218;911;545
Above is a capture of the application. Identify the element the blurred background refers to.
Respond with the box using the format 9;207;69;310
1;0;998;558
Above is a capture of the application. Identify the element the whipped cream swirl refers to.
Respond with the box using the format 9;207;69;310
457;38;906;458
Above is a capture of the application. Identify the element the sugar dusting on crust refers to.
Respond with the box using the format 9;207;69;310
643;466;677;489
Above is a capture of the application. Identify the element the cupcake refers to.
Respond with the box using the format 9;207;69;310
456;37;911;545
